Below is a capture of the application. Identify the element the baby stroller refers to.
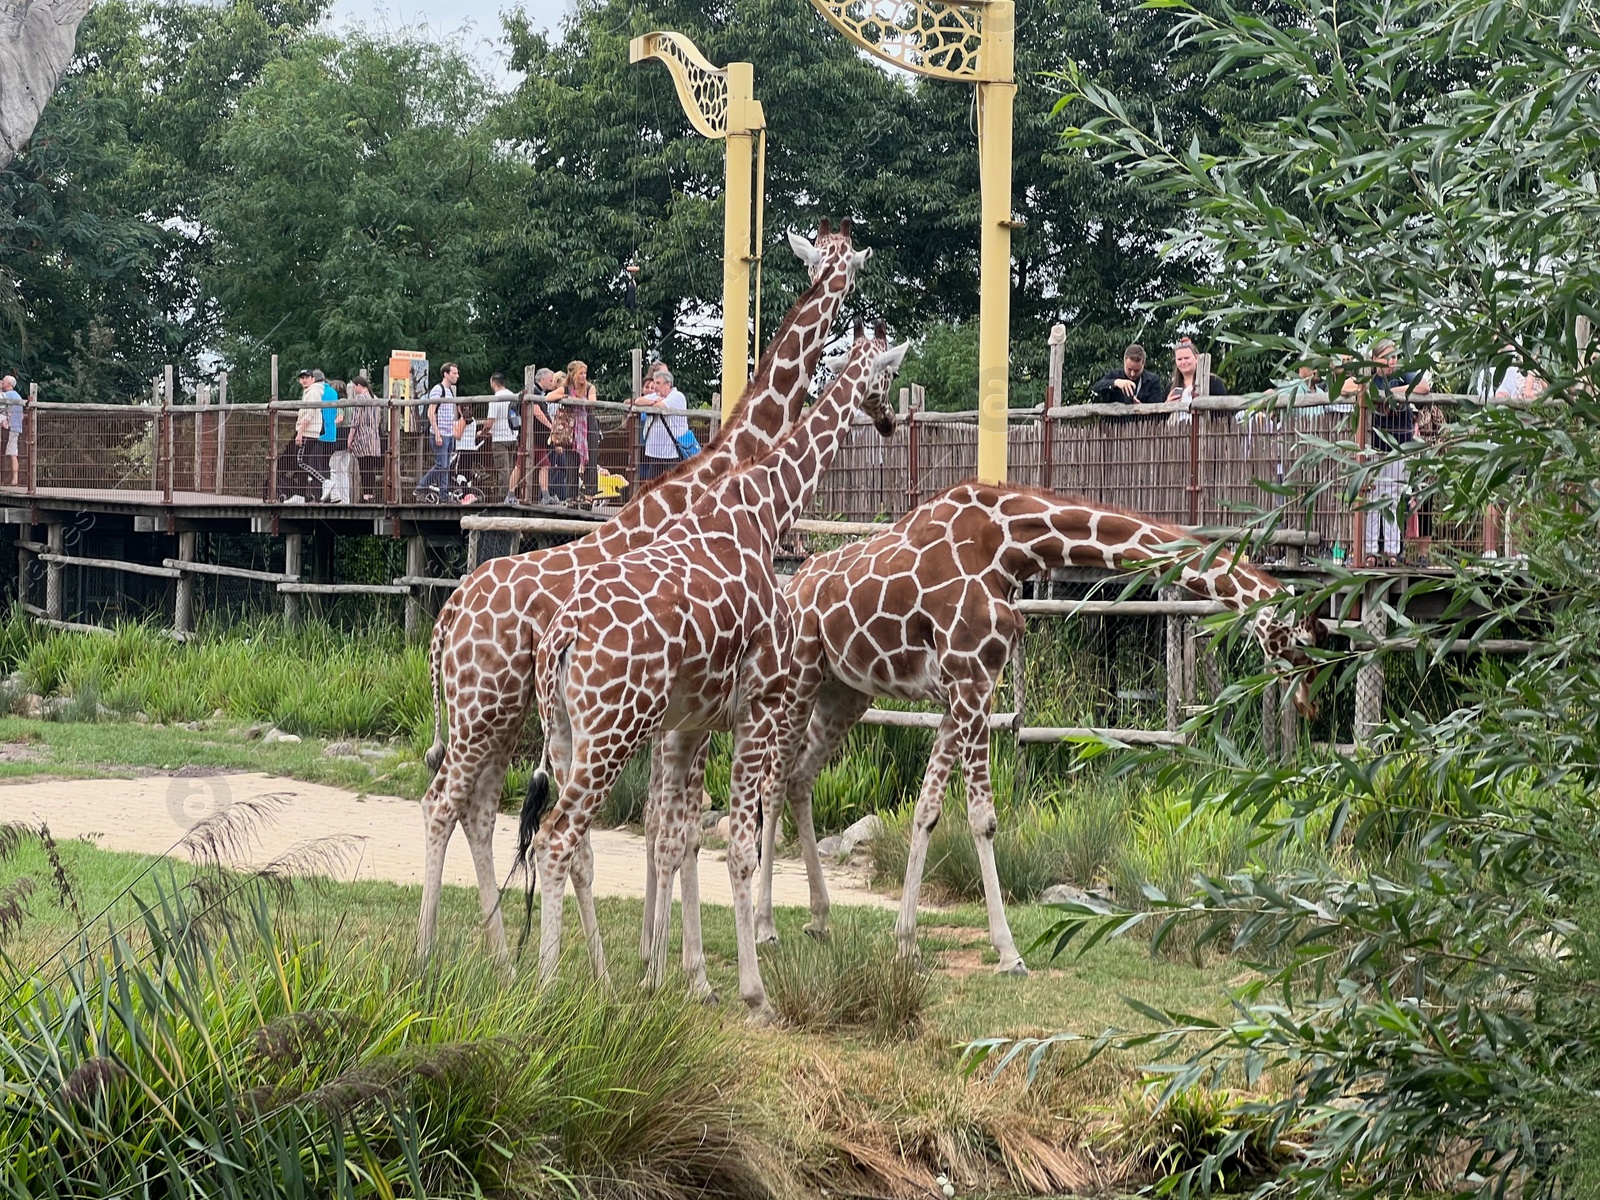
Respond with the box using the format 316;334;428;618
415;438;483;505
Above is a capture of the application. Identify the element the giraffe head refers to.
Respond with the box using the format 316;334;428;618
824;321;907;437
787;217;872;289
1253;602;1326;718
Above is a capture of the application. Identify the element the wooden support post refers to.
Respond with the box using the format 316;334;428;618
194;381;208;493
1355;578;1389;745
1009;626;1028;799
1044;323;1065;493
25;384;37;496
906;385;924;507
520;365;537;505
163;364;175;503
282;533;303;626
174;531;196;636
467;529;482;571
17;521;30;611
386;396;401;504
631;348;644;401
1278;680;1297;762
404;534;427;639
215;372;228;494
1163;587;1185;733
267;357;281;504
1260;680;1279;758
45;523;64;621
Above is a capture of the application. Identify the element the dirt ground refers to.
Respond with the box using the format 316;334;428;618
0;770;894;910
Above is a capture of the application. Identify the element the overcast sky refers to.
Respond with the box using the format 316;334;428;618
326;0;572;86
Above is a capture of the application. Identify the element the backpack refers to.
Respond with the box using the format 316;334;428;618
548;405;575;449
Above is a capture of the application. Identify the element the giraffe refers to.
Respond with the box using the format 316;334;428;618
516;325;909;1016
754;483;1327;973
415;220;873;965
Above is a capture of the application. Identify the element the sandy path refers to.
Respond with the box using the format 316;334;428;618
1;771;894;911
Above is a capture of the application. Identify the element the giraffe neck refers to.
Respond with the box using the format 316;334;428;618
748;343;881;543
712;267;852;461
948;485;1283;611
603;260;852;540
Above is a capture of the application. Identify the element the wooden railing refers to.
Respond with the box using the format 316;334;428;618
2;385;1495;561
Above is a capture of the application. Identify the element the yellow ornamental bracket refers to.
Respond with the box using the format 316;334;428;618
806;0;1015;485
631;32;767;418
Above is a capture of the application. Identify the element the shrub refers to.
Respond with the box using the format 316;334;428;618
0;876;770;1200
1096;1084;1292;1185
761;914;930;1039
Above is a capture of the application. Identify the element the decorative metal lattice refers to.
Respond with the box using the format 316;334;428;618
631;32;730;139
807;0;988;81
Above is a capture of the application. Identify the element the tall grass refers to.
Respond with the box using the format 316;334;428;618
0;876;769;1200
1;611;431;743
761;914;931;1039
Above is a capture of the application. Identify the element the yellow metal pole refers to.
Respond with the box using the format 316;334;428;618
975;2;1015;485
721;62;757;418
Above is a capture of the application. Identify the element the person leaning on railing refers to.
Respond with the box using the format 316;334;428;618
1090;343;1166;405
634;369;690;482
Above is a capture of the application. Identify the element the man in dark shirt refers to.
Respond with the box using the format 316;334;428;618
1090;343;1166;404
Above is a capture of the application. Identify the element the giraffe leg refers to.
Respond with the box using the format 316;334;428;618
460;736;517;963
778;679;872;941
894;706;967;960
640;740;665;964
955;693;1027;976
729;699;782;1022
416;769;457;963
644;730;704;994
570;830;610;984
755;656;827;944
677;735;716;1001
534;744;630;985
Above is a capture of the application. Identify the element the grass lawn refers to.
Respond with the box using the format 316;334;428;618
2;714;1269;1196
0;714;436;797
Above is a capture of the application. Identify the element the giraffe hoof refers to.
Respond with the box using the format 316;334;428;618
802;924;828;942
745;1003;779;1028
997;959;1030;978
756;932;780;947
693;987;721;1007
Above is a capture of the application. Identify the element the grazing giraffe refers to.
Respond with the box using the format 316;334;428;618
754;483;1327;972
517;325;909;1017
415;220;870;964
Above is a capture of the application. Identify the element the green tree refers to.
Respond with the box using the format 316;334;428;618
0;0;327;399
204;32;505;393
973;0;1600;1193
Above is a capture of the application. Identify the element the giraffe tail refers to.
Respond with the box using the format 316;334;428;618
513;744;549;960
422;596;455;777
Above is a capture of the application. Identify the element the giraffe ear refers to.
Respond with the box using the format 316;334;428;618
787;230;821;268
850;247;873;271
873;342;911;375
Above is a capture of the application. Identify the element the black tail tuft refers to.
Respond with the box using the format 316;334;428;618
515;767;551;878
513;762;551;960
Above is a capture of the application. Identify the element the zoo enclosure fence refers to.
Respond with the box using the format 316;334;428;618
4;371;1497;561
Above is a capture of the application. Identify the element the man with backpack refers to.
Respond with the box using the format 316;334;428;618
416;361;460;497
486;371;522;504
